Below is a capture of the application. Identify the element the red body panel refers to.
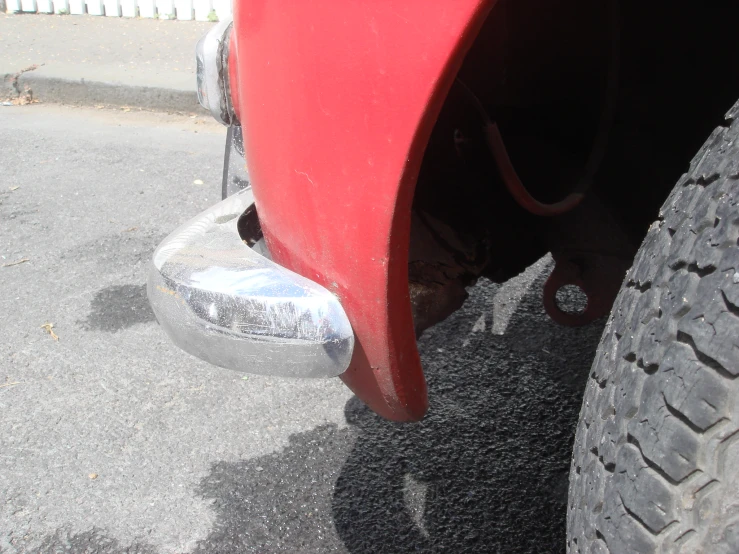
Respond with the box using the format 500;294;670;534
231;1;494;421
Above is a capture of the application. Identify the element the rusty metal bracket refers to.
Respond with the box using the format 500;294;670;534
543;251;630;326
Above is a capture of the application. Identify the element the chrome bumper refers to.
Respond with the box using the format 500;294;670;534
147;189;354;378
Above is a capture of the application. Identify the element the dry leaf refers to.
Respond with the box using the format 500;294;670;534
124;226;138;232
40;322;59;341
0;381;21;389
3;258;29;267
88;473;98;480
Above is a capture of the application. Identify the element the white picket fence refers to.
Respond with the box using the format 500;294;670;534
4;0;230;21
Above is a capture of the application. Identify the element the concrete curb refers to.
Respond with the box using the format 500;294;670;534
2;71;207;114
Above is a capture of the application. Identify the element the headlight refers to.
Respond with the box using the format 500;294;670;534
195;16;235;125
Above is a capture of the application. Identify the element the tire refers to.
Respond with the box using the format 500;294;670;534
567;101;739;553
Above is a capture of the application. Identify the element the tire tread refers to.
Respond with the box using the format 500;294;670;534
568;102;739;553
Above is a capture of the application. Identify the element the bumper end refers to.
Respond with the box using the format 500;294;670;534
147;189;354;378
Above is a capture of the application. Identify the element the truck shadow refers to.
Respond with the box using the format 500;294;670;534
332;272;605;554
192;266;606;553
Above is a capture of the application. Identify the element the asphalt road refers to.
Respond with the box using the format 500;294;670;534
0;105;605;553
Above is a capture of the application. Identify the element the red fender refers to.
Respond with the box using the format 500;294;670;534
230;0;495;421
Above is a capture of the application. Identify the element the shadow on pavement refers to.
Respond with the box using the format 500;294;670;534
191;267;606;553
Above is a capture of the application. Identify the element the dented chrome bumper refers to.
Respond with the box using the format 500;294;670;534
147;188;354;378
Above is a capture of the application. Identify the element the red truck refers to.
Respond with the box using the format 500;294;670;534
148;2;739;551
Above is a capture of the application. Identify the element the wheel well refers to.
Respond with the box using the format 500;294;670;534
409;0;739;332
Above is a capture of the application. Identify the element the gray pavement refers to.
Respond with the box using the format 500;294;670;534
1;14;211;112
0;105;604;553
